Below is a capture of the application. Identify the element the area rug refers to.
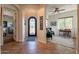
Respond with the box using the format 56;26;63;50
26;37;36;41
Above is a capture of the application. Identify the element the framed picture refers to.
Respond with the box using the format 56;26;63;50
40;16;43;30
50;21;57;26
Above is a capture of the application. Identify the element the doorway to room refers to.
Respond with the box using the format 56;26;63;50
46;4;77;51
2;7;17;44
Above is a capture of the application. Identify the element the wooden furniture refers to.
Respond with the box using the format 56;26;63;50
59;29;71;37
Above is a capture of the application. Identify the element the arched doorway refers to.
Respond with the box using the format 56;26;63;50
1;5;17;44
28;16;37;36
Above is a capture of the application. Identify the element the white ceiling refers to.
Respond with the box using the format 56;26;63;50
46;4;77;15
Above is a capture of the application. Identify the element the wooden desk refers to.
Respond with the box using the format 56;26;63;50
59;29;71;37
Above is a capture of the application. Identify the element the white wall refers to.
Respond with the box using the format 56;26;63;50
48;10;77;38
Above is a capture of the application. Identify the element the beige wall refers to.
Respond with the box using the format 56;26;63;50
77;5;79;53
21;5;46;43
18;10;23;42
37;5;46;43
0;5;3;46
0;5;1;45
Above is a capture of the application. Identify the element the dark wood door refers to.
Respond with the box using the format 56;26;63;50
28;16;37;36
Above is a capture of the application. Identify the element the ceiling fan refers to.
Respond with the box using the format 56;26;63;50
49;8;65;13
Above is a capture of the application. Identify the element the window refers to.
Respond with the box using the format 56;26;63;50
57;17;72;30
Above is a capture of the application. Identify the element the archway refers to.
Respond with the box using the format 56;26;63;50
1;5;18;44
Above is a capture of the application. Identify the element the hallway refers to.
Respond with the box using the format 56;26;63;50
0;4;79;54
1;37;75;54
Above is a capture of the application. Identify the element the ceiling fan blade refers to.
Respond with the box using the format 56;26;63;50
49;9;55;12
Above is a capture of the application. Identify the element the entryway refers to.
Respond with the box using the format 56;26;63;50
26;16;37;41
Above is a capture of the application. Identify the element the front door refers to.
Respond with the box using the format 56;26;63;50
28;16;37;36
